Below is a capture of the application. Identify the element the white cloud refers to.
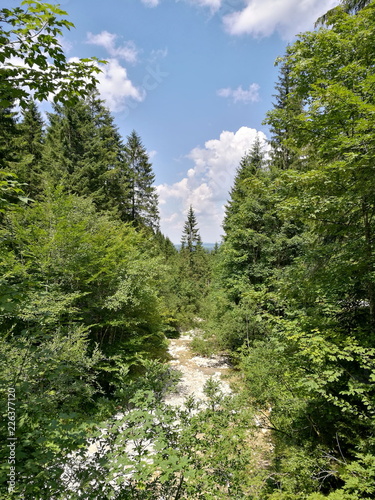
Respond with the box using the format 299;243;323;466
157;126;268;242
223;0;340;39
217;83;260;103
188;0;222;12
57;36;73;54
140;0;222;11
137;0;339;38
96;59;145;112
87;31;139;63
141;0;159;6
148;150;158;160
3;53;143;114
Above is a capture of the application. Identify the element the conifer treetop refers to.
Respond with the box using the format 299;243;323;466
181;205;203;252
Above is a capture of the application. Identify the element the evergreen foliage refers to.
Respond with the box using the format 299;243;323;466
124;130;160;231
12;100;45;199
316;0;372;25
181;205;203;252
209;2;375;497
3;0;375;498
0;104;18;171
42;94;129;216
263;60;302;171
176;206;210;324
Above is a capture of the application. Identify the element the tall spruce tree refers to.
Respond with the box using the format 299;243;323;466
124;130;159;231
0;103;18;171
70;93;130;218
263;59;302;171
42;99;93;186
213;135;303;348
221;138;272;301
177;205;209;320
12;100;45;199
316;0;371;25
43;94;131;218
224;135;264;227
181;205;203;253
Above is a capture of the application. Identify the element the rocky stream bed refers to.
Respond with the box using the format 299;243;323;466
164;331;232;407
62;329;272;498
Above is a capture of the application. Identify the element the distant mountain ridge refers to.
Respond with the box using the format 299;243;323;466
174;243;218;251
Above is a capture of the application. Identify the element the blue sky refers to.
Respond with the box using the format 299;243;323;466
10;0;339;242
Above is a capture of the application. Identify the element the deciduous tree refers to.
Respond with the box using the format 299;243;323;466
0;0;102;108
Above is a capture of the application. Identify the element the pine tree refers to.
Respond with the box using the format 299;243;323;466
71;93;130;218
177;205;209;320
316;0;371;25
13;100;45;199
42;99;93;186
124;130;159;231
221;139;273;298
212;242;220;255
154;230;178;259
223;135;266;233
43;94;131;219
0;102;18;171
263;59;302;171
180;205;203;253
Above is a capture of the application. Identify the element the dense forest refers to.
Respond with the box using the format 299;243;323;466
1;0;375;498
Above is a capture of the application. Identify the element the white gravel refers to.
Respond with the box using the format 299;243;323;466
164;332;232;407
62;330;233;496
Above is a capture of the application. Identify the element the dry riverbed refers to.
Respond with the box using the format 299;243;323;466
164;330;232;407
63;328;273;497
165;329;273;478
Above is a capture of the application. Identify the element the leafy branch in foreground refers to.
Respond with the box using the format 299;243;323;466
47;382;257;500
0;0;104;108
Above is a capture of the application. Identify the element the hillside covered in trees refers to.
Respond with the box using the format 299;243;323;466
1;0;375;498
